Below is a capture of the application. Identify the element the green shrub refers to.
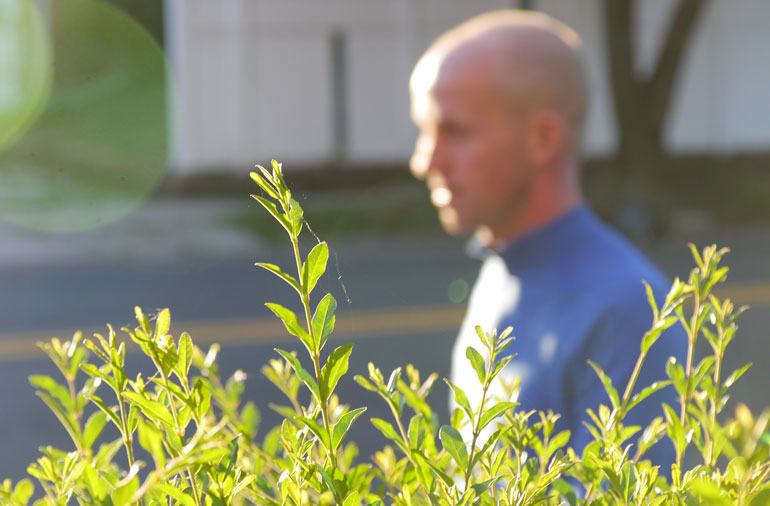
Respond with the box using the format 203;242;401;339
2;160;769;505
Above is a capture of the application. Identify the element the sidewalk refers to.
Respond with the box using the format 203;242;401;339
0;196;264;268
1;189;769;279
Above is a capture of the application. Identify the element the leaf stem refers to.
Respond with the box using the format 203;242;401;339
707;325;725;467
117;392;135;467
291;231;336;467
677;293;700;470
464;367;494;493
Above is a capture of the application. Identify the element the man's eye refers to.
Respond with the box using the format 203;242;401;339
444;124;467;138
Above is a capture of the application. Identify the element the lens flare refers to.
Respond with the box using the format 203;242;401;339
0;0;168;233
0;0;52;153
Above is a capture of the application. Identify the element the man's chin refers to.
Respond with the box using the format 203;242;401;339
438;207;472;236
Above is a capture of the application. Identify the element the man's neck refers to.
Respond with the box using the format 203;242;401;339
479;193;583;251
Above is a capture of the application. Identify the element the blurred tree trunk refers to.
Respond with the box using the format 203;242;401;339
603;0;708;186
602;0;709;238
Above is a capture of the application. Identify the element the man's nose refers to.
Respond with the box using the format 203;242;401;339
410;134;442;180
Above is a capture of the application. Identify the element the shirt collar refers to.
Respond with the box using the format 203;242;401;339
466;204;594;267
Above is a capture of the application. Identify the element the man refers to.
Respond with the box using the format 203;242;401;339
409;10;686;463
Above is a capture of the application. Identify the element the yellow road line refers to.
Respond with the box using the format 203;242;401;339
714;283;770;305
0;304;465;362
0;280;768;363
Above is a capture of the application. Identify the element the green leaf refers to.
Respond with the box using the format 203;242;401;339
82;463;108;501
439;425;468;469
256;262;302;296
83;411;108;450
316;464;342;504
489;355;513;384
154;483;197;506
275;349;321;404
155;308;170;340
398;380;435;422
641;316;677;354
35;391;80;445
87;394;122;428
470;478;497;495
332;407;367;451
626;380;673;412
371;418;407;453
28;375;73;412
689;243;705;272
662;403;687;453
256;163;279;190
231;475;256;496
320;344;354;402
123;391;176;431
474;326;490;348
552;478;577;506
666;357;687;396
112;475;139;506
478;401;518;432
288;198;304;236
157;346;179;379
225;436;239;477
689;478;731;506
177;332;193;379
470;426;511;469
266;303;313;353
241;402;260;438
137;418;166;467
704;266;729;295
354;375;378;392
546;429;571;456
343;491;360;506
444;379;473;423
304;242;329;295
643;280;659;327
135;306;152;335
83;338;110;364
692;356;716;390
465;347;486;385
723;363;752;393
252;195;291;234
588;361;620;409
408;414;426;451
413;449;454;487
12;479;34;506
386;367;401;394
250;169;281;200
749;489;770;506
312;294;337;351
271;159;288;193
270;403;297;420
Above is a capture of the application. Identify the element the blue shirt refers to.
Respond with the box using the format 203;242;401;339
451;205;686;465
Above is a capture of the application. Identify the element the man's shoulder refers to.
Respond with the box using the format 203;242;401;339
570;211;669;299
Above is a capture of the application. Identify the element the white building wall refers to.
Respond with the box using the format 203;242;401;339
165;0;770;174
663;0;728;152
722;0;770;152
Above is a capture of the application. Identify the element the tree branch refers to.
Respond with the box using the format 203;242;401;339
603;0;639;155
644;0;710;136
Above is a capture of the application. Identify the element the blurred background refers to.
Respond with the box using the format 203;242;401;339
1;0;769;481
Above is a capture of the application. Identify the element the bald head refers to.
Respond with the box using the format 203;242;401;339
409;10;586;244
411;10;587;137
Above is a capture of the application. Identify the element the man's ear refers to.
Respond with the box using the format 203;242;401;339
526;110;567;167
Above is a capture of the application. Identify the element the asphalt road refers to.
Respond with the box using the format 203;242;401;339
1;197;769;483
0;228;479;481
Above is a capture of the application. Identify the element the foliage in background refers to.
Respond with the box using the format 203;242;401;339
227;179;441;242
2;160;770;505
